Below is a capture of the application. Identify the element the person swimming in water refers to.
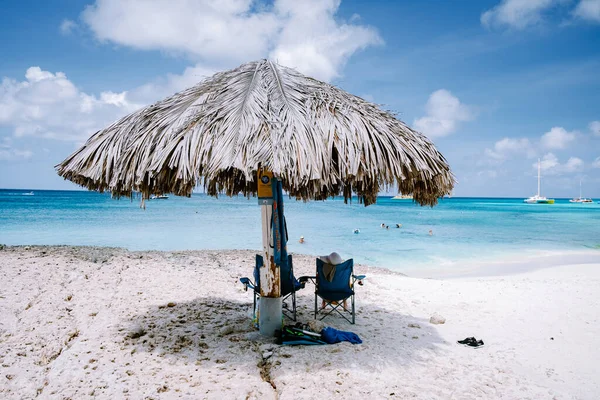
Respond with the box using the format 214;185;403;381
299;236;305;243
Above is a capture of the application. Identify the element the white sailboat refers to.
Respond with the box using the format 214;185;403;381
569;180;593;203
524;159;554;204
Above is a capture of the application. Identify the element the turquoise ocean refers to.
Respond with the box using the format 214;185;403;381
1;189;599;274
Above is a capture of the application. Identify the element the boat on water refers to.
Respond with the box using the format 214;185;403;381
22;191;34;196
524;195;554;204
524;159;554;204
392;194;413;200
570;198;593;204
569;180;593;203
150;194;169;200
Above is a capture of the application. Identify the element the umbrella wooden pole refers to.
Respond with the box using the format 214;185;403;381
258;171;282;336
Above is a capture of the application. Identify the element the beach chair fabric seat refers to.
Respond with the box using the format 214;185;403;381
240;254;304;322
309;258;365;324
317;290;354;302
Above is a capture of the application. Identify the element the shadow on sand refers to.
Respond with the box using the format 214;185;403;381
120;293;446;395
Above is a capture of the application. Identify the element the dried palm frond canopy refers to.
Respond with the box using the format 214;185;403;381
57;59;454;206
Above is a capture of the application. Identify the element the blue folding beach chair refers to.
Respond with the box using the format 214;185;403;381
240;254;305;321
310;258;365;324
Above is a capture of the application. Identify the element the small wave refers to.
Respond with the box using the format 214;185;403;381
2;192;34;196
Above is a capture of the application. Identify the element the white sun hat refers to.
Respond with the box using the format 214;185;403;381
320;252;344;265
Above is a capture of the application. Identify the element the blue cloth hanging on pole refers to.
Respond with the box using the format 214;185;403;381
271;178;288;271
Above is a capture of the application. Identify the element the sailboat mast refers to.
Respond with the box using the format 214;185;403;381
537;158;541;197
580;180;582;199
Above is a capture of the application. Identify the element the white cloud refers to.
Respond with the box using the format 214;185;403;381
590;120;600;136
484;137;534;162
0;4;379;148
82;0;277;62
482;0;600;29
573;0;600;22
0;138;33;161
495;137;533;153
0;0;381;150
538;152;560;171
0;148;33;161
60;19;77;35
477;169;499;178
481;0;564;29
564;156;584;172
0;67;140;142
540;126;577;149
484;148;504;161
127;64;218;105
268;1;382;81
592;156;600;168
413;89;473;138
81;0;382;82
536;153;584;174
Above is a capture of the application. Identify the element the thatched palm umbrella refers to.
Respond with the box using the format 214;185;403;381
57;59;454;335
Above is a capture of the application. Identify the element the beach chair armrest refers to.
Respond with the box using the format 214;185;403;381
352;275;366;287
298;275;315;284
239;277;256;291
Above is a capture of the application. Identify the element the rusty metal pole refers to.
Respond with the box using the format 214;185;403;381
257;170;282;336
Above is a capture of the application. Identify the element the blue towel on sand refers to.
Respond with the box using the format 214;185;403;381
321;327;362;344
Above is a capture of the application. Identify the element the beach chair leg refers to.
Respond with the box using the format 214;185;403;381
351;294;355;324
318;300;352;323
292;291;297;321
281;292;297;321
253;291;259;325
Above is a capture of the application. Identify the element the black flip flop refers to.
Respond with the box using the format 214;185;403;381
457;337;484;348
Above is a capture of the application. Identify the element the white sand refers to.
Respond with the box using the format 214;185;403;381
0;246;598;399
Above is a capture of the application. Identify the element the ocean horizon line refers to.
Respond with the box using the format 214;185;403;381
0;188;594;201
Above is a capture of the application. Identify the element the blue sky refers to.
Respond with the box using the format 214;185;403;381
1;0;599;198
